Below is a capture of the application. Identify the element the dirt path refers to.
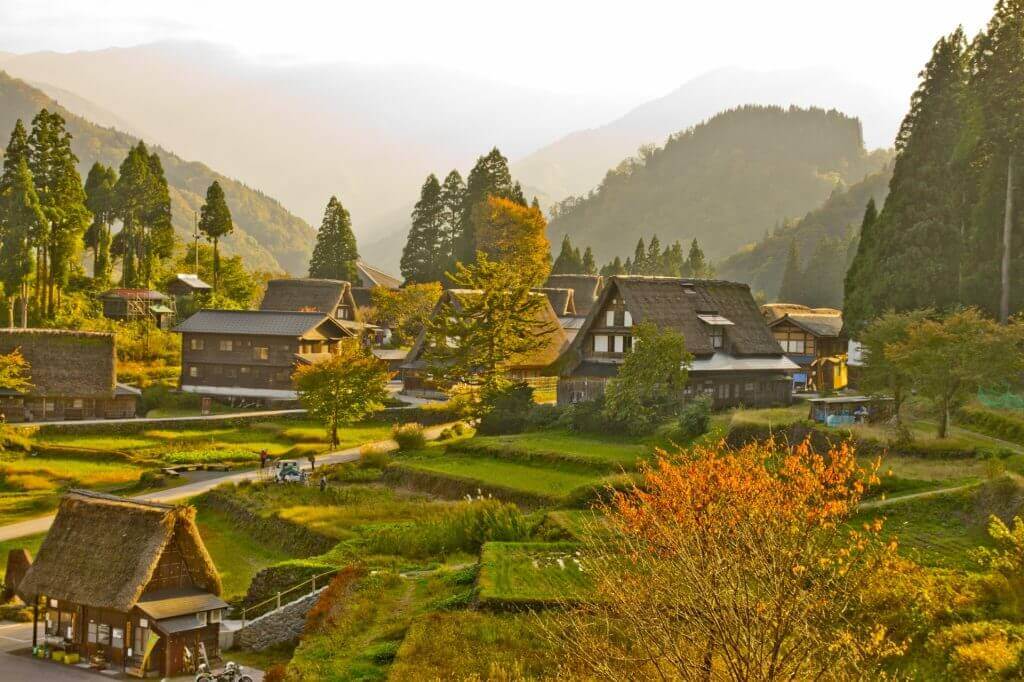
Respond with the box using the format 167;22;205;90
859;483;977;511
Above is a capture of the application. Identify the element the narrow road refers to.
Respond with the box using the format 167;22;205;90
0;425;450;542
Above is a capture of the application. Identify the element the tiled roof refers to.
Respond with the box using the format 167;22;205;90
173;310;349;337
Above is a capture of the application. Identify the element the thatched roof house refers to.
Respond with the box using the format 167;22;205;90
260;278;362;323
543;274;603;316
560;276;797;408
401;289;568;397
533;288;577;317
17;490;227;677
355;261;401;290
0;330;138;422
763;304;848;392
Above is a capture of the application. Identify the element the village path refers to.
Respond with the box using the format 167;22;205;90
0;424;451;543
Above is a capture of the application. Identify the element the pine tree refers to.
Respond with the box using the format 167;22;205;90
143;150;173;285
0;159;44;327
438;170;466;274
113;143;151;287
632;238;646;274
843;199;882;334
646;235;662;274
601;256;626;276
401;174;443;284
83;163;118;284
309;196;359;282
966;5;1024;321
453;148;516;268
198;181;234;291
552;235;583;274
684;239;712;278
777;240;802;302
663;241;685;277
0;120;28;195
582;247;597;275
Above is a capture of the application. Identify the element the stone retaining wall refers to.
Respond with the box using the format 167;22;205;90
236;587;325;651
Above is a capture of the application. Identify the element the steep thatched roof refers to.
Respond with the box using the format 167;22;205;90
565;277;784;365
351;287;374;310
543;275;603;316
403;289;567;371
533;288;576;317
0;329;116;398
260;278;356;316
17;490;221;613
4;548;31;593
356;261;401;290
760;303;841;323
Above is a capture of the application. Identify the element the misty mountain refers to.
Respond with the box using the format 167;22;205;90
0;71;315;273
716;168;892;299
546;105;892;266
0;41;632;245
28;80;147;137
511;67;903;205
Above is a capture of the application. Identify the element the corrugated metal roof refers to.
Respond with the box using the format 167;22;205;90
173;310;342;337
690;353;800;372
696;314;735;326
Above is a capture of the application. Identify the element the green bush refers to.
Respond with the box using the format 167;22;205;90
392;423;427;451
359;443;392;469
452;422;468;436
957;405;1024;446
438;427;454;440
557;396;611;434
137;470;168;489
477;383;534;435
365;640;402;665
140;383;202;415
677;397;712;440
524;404;563;431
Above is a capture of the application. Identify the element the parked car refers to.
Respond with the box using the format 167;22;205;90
274;460;307;484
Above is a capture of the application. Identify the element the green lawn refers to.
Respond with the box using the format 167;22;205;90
478;542;589;608
195;507;297;600
399;454;610;500
468;430;651;469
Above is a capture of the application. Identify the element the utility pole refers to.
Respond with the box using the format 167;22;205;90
193;211;201;275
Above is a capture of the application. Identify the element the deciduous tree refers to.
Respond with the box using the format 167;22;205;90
475;197;551;287
857;308;930;425
370;282;442;346
293;339;392;446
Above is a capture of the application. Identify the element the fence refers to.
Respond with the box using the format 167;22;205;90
239;567;340;626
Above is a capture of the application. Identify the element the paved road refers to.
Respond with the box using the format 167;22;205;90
0;425;449;542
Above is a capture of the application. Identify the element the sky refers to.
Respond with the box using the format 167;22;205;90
0;0;996;102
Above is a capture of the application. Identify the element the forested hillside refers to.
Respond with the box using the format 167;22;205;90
0;71;314;273
716;168;891;305
546;105;891;264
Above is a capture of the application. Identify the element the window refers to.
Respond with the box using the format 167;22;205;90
190;338;205;351
209;609;222;624
745;382;755;392
275;370;290;381
624;311;633;327
593;334;609;353
336;306;350;320
72;399;84;409
710;327;724;349
606;310;616;326
253;346;269;360
219;340;233;352
613;335;624;353
198;611;208;626
240;366;250;375
111;627;124;649
225;367;237;379
188;366;199;378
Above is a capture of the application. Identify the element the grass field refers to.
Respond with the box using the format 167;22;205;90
468;430;651;469
478;542;589;608
195;506;297;600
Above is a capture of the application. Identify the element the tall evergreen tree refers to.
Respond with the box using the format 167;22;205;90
631;238;646;274
112;142;172;288
198;181;234;291
143;150;173;286
438;170;466;272
843;199;882;333
309;196;359;282
0;120;28;195
601;256;626;276
663;241;685;277
83;163;118;284
401;174;443;284
0;159;44;327
777;240;802;302
582;247;597;275
683;238;712;278
552;235;583;274
452;148;517;267
966;5;1024;321
646;235;662;274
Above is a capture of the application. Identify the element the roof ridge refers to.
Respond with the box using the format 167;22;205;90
66;488;175;511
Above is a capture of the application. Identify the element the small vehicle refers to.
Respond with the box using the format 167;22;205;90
274;459;307;484
195;661;253;682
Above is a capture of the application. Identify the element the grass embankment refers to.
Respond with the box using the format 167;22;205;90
0;419;392;527
478;541;589;609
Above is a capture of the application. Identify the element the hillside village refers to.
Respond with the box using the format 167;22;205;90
4;2;1024;681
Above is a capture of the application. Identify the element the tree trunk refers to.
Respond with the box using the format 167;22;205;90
331;423;338;448
6;299;12;329
1001;154;1015;324
19;284;28;328
213;238;219;292
938;400;949;439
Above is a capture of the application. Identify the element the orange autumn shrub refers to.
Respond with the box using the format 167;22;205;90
546;438;905;681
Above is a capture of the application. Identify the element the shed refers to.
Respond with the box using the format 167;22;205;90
166;274;212;297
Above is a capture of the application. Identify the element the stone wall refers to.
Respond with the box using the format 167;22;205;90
236;587;325;651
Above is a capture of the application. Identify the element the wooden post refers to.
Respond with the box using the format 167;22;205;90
276;592;281;610
1002;154;1015;324
31;596;38;648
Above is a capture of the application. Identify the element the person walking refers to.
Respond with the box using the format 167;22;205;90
259;449;269;469
308;453;316;471
319;476;327;493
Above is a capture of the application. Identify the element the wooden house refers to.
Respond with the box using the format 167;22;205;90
260;278;364;323
558;276;798;409
173;310;357;403
166;274;212;297
0;330;139;422
401;289;568;398
100;289;174;329
763;304;848;392
16;490;227;678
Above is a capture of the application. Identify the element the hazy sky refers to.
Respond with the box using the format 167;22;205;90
0;0;996;100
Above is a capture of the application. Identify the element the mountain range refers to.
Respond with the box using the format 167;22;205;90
0;71;315;273
0;43;908;274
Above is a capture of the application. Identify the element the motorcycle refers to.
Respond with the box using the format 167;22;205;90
195;661;253;682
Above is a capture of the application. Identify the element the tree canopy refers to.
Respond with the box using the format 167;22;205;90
309;195;359;282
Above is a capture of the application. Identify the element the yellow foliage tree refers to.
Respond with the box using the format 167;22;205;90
474;196;551;287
